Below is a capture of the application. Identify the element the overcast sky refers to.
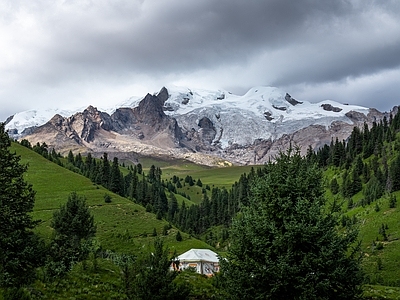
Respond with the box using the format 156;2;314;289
1;0;400;121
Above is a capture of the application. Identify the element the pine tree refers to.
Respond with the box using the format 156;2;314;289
0;124;44;289
168;192;179;221
127;238;190;299
101;153;111;188
330;177;339;195
128;170;138;200
364;176;383;205
47;192;96;277
67;150;74;164
51;192;96;241
85;152;94;178
137;163;143;174
220;148;363;299
148;165;156;183
110;156;123;195
75;152;83;169
389;153;400;191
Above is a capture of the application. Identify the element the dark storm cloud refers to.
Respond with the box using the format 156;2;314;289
1;0;400;121
39;0;354;73
42;0;400;84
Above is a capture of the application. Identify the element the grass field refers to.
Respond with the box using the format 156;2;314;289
11;143;212;254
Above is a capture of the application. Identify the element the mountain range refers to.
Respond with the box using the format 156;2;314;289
5;86;393;165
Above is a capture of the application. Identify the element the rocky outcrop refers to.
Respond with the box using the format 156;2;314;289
321;104;342;112
157;86;170;104
345;111;369;123
4;115;14;126
273;105;287;111
285;93;303;106
264;111;274;121
111;108;137;132
198;117;217;144
72;106;113;142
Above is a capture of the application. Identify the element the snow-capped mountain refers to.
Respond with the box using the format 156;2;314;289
5;108;79;136
158;86;370;148
5;86;387;165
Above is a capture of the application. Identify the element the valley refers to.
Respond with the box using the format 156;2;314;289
2;89;400;298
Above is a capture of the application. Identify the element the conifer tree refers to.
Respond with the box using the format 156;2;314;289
330;177;339;195
67;150;74;164
148;164;156;183
0;124;43;289
51;192;96;241
101;153;111;188
128;170;138;200
47;192;96;277
168;192;179;221
137;163;143;174
110;157;123;195
176;231;182;242
127;238;189;299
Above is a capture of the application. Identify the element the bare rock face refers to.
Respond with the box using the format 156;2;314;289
111;108;137;132
111;93;185;146
285;93;303;106
157;86;170;104
321;104;342;112
23;114;86;153
198;117;217;144
22;90;186;156
4;115;14;125
345;111;369;123
73;106;113;142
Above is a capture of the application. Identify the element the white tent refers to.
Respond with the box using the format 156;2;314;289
173;249;220;276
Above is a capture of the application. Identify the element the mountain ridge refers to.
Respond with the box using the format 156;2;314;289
5;86;394;165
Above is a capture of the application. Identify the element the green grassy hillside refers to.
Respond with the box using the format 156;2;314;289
11;142;212;255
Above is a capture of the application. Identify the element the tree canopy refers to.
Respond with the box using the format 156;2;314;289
127;238;189;300
47;192;96;277
51;192;96;242
220;148;364;299
0;123;43;288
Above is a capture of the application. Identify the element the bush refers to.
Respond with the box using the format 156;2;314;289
104;193;112;203
176;231;182;242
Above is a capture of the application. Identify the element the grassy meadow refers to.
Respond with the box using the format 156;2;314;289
11;143;212;254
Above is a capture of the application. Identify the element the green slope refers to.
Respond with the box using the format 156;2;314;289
11;142;212;255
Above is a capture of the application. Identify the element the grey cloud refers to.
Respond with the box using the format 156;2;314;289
41;0;360;73
1;0;400;121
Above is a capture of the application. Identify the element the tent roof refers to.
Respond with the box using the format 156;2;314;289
177;249;219;263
